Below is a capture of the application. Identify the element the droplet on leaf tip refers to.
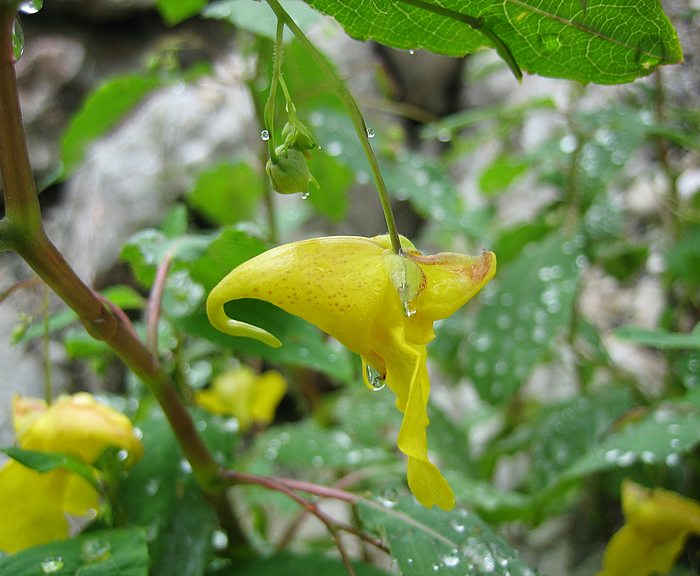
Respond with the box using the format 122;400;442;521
260;129;270;141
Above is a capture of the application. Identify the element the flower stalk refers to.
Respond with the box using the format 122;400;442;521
264;0;402;254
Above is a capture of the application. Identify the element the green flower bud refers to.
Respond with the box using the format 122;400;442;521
266;146;313;195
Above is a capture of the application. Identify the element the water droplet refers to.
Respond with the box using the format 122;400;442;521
616;450;636;466
19;0;42;14
367;128;376;138
474;334;492;352
179;459;193;474
116;449;129;462
666;453;681;466
81;539;111;564
407;558;414;565
379;487;398;508
260;129;270;141
211;530;228;550
325;140;343;156
312;454;324;467
300;191;310;199
450;518;466;533
366;364;386;391
402;298;416;317
408;49;416;55
41;557;64;574
145;478;160;496
604;448;621;463
442;553;460;567
559;134;577;154
12;18;24;60
436;128;453;143
432;563;439;571
640;450;657;464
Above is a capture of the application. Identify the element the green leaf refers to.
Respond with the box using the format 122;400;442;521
539;389;700;503
210;552;390;576
464;233;583;403
61;75;164;177
478;154;529;196
614;324;700;350
187;162;264;226
188;227;270;291
156;0;206;25
118;409;235;576
205;0;322;39
303;0;682;84
358;496;535;575
252;418;390;473
0;528;149;576
0;447;101;491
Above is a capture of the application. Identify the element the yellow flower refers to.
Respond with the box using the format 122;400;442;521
598;479;700;576
0;393;143;553
195;366;287;431
207;235;496;510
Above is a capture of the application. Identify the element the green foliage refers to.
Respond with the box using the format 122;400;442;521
0;528;149;576
3;0;698;575
303;0;682;83
358;497;534;575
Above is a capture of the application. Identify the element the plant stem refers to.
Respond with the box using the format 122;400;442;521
0;10;251;554
42;286;52;403
147;253;172;357
263;17;285;163
264;0;402;254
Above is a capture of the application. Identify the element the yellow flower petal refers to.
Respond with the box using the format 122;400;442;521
0;393;143;553
20;393;143;463
598;480;700;576
207;235;496;510
195;366;287;431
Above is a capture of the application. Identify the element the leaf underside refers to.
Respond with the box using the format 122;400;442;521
302;0;682;84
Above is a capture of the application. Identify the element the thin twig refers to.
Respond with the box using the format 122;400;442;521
0;276;42;304
147;253;172;357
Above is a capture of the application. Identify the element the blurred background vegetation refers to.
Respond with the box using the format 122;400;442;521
1;0;699;574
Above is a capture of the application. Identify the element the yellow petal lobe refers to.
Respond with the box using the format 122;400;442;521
598;479;700;576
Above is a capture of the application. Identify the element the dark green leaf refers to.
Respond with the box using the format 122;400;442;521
303;0;682;84
0;528;148;576
478;154;529;196
466;233;583;403
188;227;270;291
210;552;390;576
358;496;535;575
187;162;264;226
539;389;700;502
118;409;235;576
61;75;164;177
0;447;100;491
156;0;206;25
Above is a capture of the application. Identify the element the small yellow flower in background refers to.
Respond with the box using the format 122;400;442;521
195;366;287;431
0;393;143;554
598;479;700;576
207;234;496;511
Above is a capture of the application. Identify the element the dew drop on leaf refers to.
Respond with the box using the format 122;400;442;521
379;487;398;507
300;191;310;200
81;539;111;564
18;0;42;14
367;128;375;138
40;557;64;574
260;129;270;141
